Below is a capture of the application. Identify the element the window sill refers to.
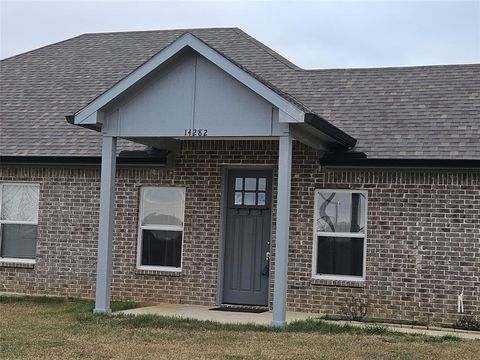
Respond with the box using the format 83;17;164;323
311;277;365;288
0;259;35;269
135;268;182;277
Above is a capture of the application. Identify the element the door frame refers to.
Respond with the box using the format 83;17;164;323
216;165;275;306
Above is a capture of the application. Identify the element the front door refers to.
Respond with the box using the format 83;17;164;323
223;169;272;306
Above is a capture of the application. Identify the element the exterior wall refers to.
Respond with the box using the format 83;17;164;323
0;141;279;307
1;140;479;324
289;146;480;324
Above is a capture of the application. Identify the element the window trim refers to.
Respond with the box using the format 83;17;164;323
312;189;368;282
0;182;40;264
136;186;186;272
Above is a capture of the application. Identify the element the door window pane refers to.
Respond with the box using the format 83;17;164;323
1;224;37;259
1;184;39;222
141;187;184;226
141;229;182;267
257;192;266;206
244;178;257;191
316;236;364;276
234;192;243;205
317;192;366;233
244;192;256;205
258;178;266;191
235;178;243;191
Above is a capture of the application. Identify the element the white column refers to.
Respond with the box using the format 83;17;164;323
94;135;117;314
271;134;293;327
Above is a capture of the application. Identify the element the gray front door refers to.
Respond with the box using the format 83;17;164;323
223;169;272;306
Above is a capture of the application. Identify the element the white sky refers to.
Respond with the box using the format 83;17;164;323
1;0;479;69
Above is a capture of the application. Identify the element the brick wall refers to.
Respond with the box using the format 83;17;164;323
288;145;480;324
1;140;478;324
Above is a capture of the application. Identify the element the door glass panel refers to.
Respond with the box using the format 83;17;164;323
257;192;266;206
244;192;256;205
234;192;243;205
235;178;243;191
244;178;257;191
258;178;266;191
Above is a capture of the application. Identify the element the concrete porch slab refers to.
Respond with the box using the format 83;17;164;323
116;303;318;325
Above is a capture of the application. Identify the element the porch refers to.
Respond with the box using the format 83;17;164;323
69;32;356;327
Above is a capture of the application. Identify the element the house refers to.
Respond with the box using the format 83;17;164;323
0;28;479;326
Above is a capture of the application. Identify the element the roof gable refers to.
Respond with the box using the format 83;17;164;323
100;49;284;138
74;32;306;126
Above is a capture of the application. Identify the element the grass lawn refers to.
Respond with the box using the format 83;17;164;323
0;296;479;360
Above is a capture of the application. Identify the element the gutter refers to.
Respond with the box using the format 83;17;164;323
0;152;169;167
320;154;480;169
304;113;356;149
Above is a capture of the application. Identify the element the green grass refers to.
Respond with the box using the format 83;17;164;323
0;295;459;340
1;296;478;360
323;314;431;327
72;309;397;336
0;294;67;304
424;335;462;343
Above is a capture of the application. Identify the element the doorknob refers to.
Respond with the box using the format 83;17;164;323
262;252;271;276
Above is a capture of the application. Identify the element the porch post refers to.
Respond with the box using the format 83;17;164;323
94;135;117;314
271;134;293;327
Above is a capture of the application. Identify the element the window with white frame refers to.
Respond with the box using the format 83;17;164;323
0;183;40;262
313;190;367;280
137;187;185;271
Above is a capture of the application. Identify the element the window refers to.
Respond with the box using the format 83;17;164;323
0;183;40;262
233;176;268;206
313;190;367;281
137;187;185;271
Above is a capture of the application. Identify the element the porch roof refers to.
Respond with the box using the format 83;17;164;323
66;32;355;151
1;28;479;159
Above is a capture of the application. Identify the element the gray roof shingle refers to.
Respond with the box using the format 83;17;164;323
1;27;479;159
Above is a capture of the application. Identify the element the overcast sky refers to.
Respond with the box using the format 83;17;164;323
1;0;479;68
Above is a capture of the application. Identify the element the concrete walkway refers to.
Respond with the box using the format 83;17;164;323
117;303;316;325
334;320;480;340
116;303;480;340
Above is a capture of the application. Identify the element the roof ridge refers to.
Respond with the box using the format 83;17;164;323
232;28;302;72
80;27;240;37
303;62;480;72
1;34;85;62
0;28;239;61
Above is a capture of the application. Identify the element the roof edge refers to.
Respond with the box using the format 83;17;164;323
320;156;480;168
0;155;167;166
304;113;357;148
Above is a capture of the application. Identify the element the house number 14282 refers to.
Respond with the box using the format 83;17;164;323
184;129;208;136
